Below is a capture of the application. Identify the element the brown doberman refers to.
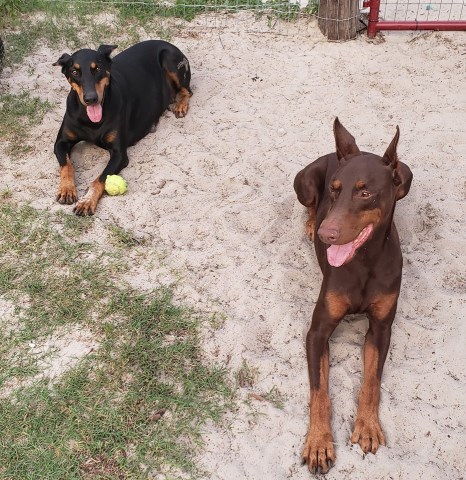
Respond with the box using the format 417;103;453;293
293;118;412;474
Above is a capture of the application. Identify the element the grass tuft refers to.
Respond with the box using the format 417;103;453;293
0;91;53;156
0;201;233;479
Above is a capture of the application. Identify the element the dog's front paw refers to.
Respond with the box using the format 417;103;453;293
351;416;386;454
303;431;335;475
173;102;188;118
56;184;78;205
73;197;97;216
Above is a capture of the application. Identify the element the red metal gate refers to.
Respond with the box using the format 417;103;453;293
366;0;466;37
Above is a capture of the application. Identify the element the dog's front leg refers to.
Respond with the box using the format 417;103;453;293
351;293;398;454
54;130;78;205
303;291;349;474
73;146;129;216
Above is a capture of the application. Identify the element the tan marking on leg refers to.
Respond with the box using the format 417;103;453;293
165;70;191;118
73;177;105;216
369;293;398;320
305;206;316;241
351;342;386;454
56;155;78;205
173;87;191;118
325;291;350;321
303;354;335;474
105;130;117;144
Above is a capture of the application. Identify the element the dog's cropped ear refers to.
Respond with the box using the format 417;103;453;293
382;126;413;200
382;125;400;169
53;53;72;72
97;45;118;60
333;117;360;161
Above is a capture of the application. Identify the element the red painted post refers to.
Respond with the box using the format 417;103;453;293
368;0;381;38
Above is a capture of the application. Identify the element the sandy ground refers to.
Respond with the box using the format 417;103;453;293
0;15;465;480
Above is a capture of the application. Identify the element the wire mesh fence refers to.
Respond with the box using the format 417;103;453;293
367;0;466;36
378;0;465;22
30;0;319;36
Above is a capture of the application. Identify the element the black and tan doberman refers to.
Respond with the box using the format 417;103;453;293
53;40;192;215
294;118;412;474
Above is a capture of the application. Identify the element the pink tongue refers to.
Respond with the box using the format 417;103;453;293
327;242;353;268
86;104;102;123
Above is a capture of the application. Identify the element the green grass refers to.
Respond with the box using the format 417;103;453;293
0;201;233;479
0;92;53;156
107;224;143;249
0;0;309;61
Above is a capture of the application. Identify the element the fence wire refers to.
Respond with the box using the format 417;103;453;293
378;0;465;21
32;0;320;36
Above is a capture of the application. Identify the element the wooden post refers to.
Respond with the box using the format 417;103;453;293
318;0;359;41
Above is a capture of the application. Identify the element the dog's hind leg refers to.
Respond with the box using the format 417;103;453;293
161;48;192;118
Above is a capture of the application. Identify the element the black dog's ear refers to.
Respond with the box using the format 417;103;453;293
383;126;413;200
53;53;72;68
97;44;118;60
333;117;361;161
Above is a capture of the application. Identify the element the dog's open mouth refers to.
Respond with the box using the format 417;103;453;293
326;224;374;267
86;104;103;123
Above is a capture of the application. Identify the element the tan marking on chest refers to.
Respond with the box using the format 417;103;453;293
64;128;77;140
105;130;117;143
369;292;398;320
325;291;350;320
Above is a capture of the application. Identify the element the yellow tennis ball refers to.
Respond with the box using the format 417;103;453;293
105;175;127;196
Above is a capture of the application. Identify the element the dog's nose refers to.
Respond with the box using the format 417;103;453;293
318;224;340;244
83;92;98;105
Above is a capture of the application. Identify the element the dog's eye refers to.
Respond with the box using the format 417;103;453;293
70;69;79;77
95;66;101;73
360;190;371;198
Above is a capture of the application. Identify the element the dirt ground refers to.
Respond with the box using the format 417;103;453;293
1;15;465;480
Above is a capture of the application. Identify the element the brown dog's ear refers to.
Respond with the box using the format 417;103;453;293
53;53;72;68
382;125;400;168
294;156;329;208
333;117;360;161
383;126;413;200
97;44;118;60
394;161;413;200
